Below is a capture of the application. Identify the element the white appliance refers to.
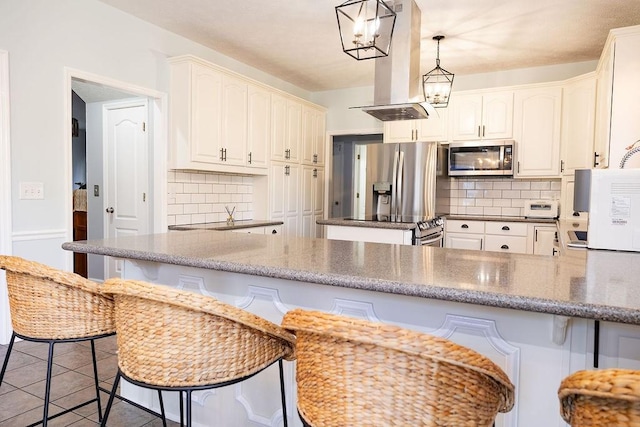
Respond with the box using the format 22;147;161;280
584;169;640;252
524;199;559;219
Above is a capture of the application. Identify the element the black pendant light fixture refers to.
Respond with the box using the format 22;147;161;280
422;35;454;107
335;0;396;60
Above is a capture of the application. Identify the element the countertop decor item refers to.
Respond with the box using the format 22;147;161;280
225;205;235;226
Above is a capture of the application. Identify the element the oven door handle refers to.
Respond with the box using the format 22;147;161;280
416;233;444;246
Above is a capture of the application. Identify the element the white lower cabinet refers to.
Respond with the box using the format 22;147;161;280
445;219;557;255
231;225;282;235
269;162;300;237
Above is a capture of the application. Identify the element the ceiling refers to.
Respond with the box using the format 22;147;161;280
98;0;640;93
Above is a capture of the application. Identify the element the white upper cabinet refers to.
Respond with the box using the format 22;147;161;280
247;84;270;168
220;74;248;166
383;109;449;143
560;74;596;176
302;105;326;166
450;91;513;140
271;94;302;163
513;85;562;178
594;42;614;169
169;56;268;173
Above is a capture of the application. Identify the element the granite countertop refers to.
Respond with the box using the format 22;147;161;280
63;230;640;325
317;218;417;230
168;219;283;232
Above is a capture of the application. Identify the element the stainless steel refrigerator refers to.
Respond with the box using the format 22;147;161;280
364;141;438;222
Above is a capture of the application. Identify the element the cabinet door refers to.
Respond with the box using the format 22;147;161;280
221;74;247;166
191;64;223;163
270;94;287;162
269;163;286;218
451;94;483;140
417;109;449;142
301;166;315;238
514;86;562;177
482;92;513;139
285;163;300;219
314;111;326;166
445;233;484;250
247;84;270;168
594;43;614;169
384;120;417;143
286;101;302;162
314;167;325;238
533;226;557;256
561;76;596;176
302;107;316;164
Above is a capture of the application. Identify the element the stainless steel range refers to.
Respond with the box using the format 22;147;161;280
414;217;444;247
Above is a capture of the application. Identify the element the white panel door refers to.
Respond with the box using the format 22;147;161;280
105;101;149;278
482;92;514;139
247;84;270;168
451;94;483;140
270;94;287;161
191;63;223;163
221;74;247;166
301;166;314;238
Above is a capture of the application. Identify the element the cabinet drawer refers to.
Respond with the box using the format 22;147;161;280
485;221;528;236
445;220;485;234
484;235;527;253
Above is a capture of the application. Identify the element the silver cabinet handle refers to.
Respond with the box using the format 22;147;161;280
313;168;318;178
593;152;600;167
560;160;565;173
248;152;252;164
477;126;481;138
313;154;318;163
106;207;114;213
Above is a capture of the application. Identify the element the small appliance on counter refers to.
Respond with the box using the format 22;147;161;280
524;199;559;219
573;168;640;252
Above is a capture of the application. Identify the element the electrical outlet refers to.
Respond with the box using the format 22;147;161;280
19;182;44;200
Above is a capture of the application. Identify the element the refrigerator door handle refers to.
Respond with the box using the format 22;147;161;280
396;150;405;217
391;149;400;217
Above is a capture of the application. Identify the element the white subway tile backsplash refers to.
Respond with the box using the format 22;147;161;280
168;171;254;226
439;177;561;217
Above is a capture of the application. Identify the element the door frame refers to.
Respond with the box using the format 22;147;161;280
63;68;168;271
0;50;12;343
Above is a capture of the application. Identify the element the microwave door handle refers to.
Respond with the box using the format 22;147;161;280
397;150;405;217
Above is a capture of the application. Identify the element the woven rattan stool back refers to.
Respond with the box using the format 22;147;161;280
0;255;115;340
559;369;640;426
282;309;514;427
102;278;295;388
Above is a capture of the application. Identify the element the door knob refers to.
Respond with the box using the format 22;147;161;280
106;207;114;213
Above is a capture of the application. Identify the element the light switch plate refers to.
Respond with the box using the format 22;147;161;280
19;182;44;200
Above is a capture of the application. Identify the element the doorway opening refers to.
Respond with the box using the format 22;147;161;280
66;70;167;282
330;133;383;219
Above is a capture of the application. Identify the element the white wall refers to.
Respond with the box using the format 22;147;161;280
0;0;312;267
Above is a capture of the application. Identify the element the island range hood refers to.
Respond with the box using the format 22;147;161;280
358;0;430;121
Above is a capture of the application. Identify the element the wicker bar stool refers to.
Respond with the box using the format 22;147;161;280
282;309;515;427
558;369;640;426
0;255;116;426
100;278;296;427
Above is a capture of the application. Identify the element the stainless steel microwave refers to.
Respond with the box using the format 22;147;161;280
448;140;515;176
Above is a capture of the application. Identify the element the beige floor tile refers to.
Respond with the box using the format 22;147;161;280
0;389;44;422
0;404;83;427
2;358;68;388
22;371;96;401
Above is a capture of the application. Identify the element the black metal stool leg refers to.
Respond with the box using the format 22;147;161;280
42;341;55;427
100;370;121;427
157;390;167;427
186;390;192;427
180;390;184;427
279;359;288;427
0;332;16;386
90;339;103;422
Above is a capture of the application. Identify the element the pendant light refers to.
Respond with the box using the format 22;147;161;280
335;0;396;60
422;35;454;107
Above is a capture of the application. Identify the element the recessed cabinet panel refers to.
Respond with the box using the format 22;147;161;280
451;92;513;141
514;86;562;177
247;84;270;168
221;75;248;166
191;64;223;163
561;75;596;175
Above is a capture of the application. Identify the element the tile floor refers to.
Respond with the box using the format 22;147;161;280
0;335;179;426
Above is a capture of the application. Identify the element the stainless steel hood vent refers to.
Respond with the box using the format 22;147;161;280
357;0;428;121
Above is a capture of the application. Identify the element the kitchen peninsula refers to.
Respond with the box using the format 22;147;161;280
63;231;640;427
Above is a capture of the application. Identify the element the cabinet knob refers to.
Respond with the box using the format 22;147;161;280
502;225;510;231
271;229;278;234
461;224;469;229
105;207;114;213
500;244;509;250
